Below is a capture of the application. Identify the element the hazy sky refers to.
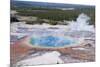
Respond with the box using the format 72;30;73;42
17;0;95;5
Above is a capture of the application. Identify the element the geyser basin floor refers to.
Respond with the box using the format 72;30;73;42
29;36;82;48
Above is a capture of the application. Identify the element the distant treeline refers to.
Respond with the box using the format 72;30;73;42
11;6;95;25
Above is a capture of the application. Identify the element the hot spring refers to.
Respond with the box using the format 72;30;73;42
29;36;80;48
11;13;95;47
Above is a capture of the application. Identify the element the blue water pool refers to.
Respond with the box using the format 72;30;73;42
30;36;76;48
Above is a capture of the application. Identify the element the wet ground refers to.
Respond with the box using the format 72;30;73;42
10;36;95;67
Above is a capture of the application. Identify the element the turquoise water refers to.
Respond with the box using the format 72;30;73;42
30;36;76;47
